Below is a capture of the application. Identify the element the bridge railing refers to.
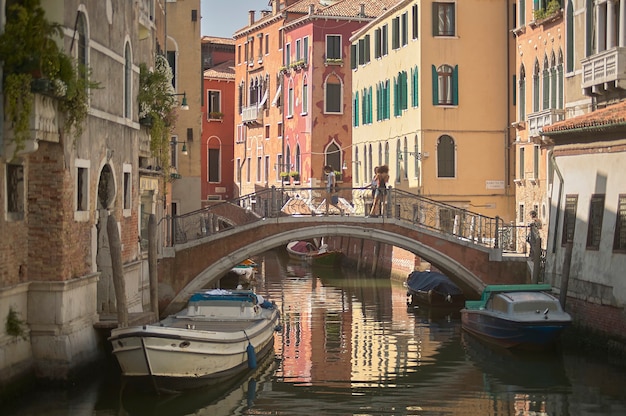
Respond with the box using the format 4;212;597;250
165;186;531;254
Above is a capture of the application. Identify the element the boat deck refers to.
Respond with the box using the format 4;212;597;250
165;317;266;333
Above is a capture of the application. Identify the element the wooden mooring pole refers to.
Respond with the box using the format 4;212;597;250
148;214;159;320
107;213;128;328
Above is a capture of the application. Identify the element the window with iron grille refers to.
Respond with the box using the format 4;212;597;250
562;194;578;245
586;194;604;250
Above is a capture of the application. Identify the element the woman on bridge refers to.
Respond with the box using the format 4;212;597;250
369;165;389;217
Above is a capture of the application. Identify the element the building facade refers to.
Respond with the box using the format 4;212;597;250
349;0;516;224
0;0;166;385
512;0;565;252
201;37;236;202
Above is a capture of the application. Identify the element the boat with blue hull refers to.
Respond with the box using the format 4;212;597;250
405;270;465;308
461;284;571;350
109;289;281;394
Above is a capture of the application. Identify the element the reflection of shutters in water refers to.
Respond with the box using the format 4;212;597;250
439;208;455;233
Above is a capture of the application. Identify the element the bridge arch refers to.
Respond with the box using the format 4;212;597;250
162;222;487;315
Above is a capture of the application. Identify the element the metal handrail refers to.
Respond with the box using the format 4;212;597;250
162;186;531;254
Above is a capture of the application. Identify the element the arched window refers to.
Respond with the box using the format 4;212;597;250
550;51;557;109
403;136;408;180
519;64;526;121
287;78;294;117
437;135;455;178
77;12;88;70
286;145;291;172
378;143;383;167
384;142;389;167
396;139;402;182
533;59;540;112
324;73;342;113
542;55;549;110
432;64;458;105
207;137;221;183
325;141;340;172
124;42;132;119
295;144;301;173
302;75;308;114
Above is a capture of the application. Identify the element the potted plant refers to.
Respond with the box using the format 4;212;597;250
289;171;300;182
209;111;223;120
138;54;179;181
0;0;98;156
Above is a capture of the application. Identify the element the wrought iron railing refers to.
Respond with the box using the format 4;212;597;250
163;186;532;254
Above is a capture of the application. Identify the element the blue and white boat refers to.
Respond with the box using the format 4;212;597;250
109;289;281;394
461;284;571;350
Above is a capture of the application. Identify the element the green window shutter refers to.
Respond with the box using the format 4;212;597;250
355;92;359;126
386;81;391;119
415;66;419;107
351;44;357;69
369;86;373;123
402;71;408;110
452;65;459;105
432;65;438;105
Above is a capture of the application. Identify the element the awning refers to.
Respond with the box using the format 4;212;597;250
259;88;268;106
271;84;282;107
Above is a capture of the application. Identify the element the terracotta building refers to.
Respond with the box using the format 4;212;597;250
201;37;236;202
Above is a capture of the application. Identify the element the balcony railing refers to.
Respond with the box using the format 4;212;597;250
581;47;626;92
527;108;565;137
242;104;263;124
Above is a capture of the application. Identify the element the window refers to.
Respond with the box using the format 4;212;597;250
277;122;283;138
77;12;88;87
392;17;400;49
542;55;549;110
285;43;291;66
394;71;408;116
236;158;241;183
124;42;132;118
208;148;220;182
325;142;341;173
287;80;294;117
562;194;578;245
401;12;408;46
517;65;526;121
586;194;605;250
519;147;525;179
518;0;526;26
376;80;390;121
6;162;24;220
412;4;419;39
123;164;131;211
326;35;341;60
276;154;283;181
614;195;626;251
76;165;88;212
353;92;359;127
265;34;269;55
295;145;301;174
303;36;309;63
432;64;458;105
302;76;308;114
382;25;388;56
296;39;301;61
437;135;455;178
433;2;455;36
166;50;176;88
257;156;262;182
264;155;270;182
533;59;540;112
411;66;419;107
374;29;381;58
265;125;270;140
246;157;251;183
325;74;342;113
207;90;221;118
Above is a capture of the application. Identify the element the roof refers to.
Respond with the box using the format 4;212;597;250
203;60;235;80
201;36;236;46
542;100;626;136
315;0;399;18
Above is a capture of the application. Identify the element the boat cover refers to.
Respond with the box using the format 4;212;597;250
406;271;463;296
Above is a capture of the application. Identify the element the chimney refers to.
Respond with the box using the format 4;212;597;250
360;3;365;17
248;10;255;26
309;4;315;15
273;0;279;14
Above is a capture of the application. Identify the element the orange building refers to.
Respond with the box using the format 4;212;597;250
201;37;236;202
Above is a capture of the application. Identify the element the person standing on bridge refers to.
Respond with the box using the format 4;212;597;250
369;165;389;217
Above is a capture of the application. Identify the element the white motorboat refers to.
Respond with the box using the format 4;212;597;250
109;289;281;394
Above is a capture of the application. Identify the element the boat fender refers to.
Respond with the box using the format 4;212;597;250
247;343;257;369
243;330;257;369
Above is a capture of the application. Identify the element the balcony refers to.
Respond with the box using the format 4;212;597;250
241;105;263;125
527;108;565;137
3;93;60;157
137;0;154;40
581;47;626;94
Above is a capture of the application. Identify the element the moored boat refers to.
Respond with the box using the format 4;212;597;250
286;240;343;267
109;289;281;394
405;270;465;308
461;284;571;350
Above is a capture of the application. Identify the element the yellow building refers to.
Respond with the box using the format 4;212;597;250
349;0;515;223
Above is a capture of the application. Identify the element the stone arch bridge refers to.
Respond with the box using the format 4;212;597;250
156;187;530;316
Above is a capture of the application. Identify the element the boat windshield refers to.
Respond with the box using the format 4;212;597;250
513;301;559;313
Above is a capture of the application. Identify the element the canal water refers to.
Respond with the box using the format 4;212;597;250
4;249;626;416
